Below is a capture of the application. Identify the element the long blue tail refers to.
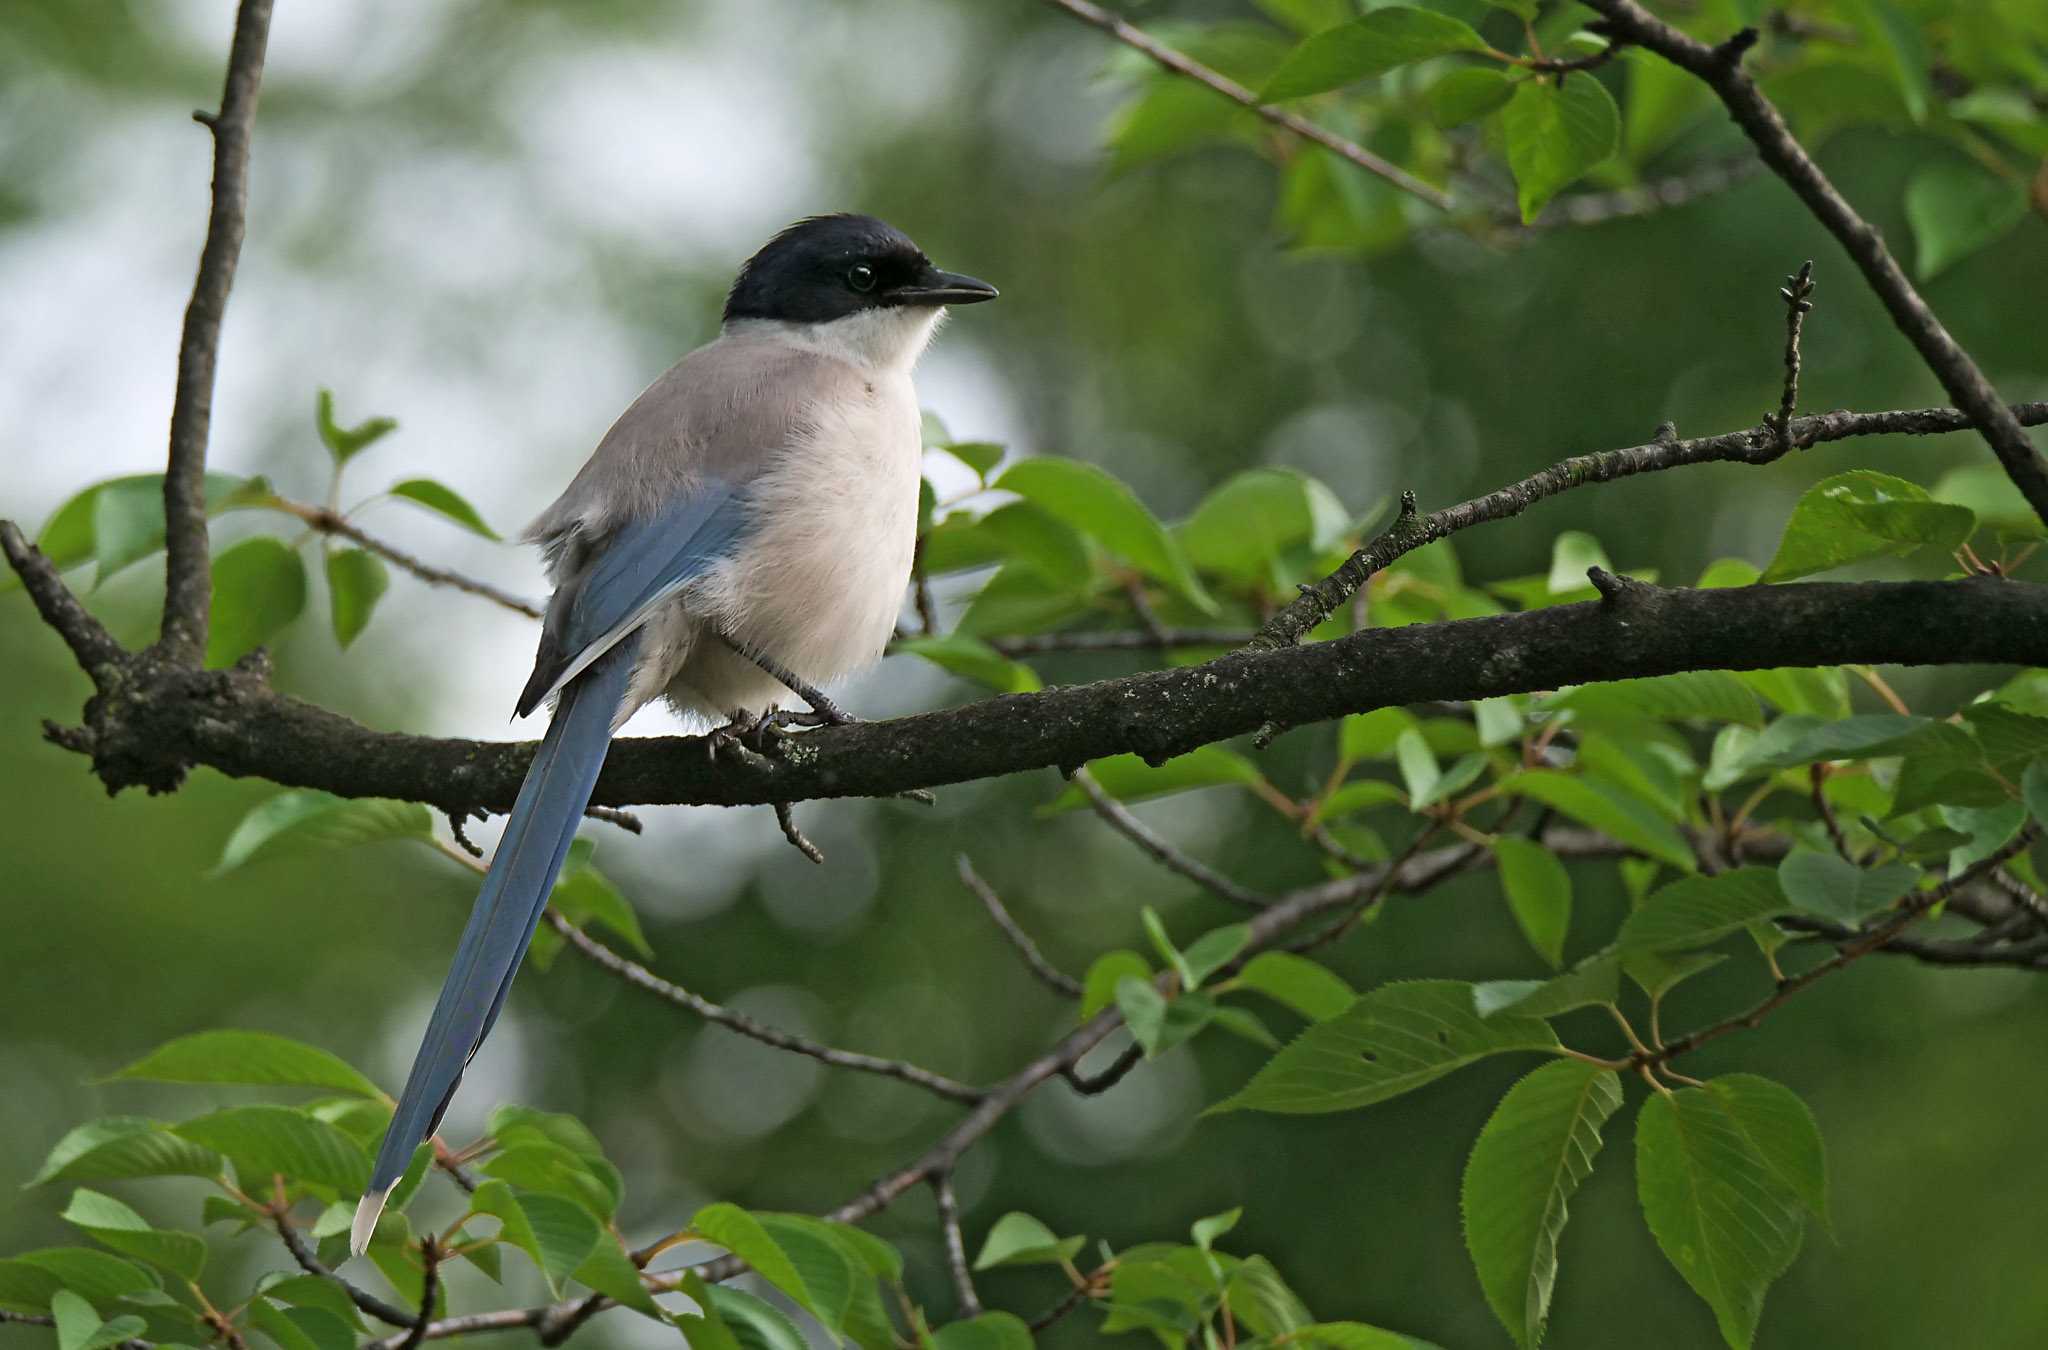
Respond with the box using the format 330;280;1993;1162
351;634;639;1254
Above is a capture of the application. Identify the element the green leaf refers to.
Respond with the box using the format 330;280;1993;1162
1426;66;1515;127
1342;707;1419;761
315;390;398;466
60;1190;206;1281
1849;0;1931;123
0;1250;158;1312
754;1214;858;1335
1232;951;1355;1021
1292;1323;1445;1349
31;1118;222;1186
974;502;1093;586
1108;77;1257;170
206;537;307;667
1393;729;1440;805
1463;1060;1624;1349
1496;771;1695;871
1214;980;1558;1115
895;636;1042;694
1495;836;1572;969
172;1106;371;1193
248;1300;356;1350
938;440;1005;479
1190;1207;1241;1251
1618;869;1789;953
1545;531;1613;595
1623;949;1726;1003
995;459;1213;612
1636;1089;1805;1350
52;1289;146;1350
1080;950;1150;1020
1181;923;1252;989
1932;464;2046;539
972;1213;1085;1271
2025;759;2048;829
109;1030;382;1098
1041;746;1262;812
1940;800;2027;875
1761;471;1975;583
1227;1255;1313;1337
213;791;434;877
1551;671;1762;728
569;1234;661;1319
1776;852;1917;925
928;1312;1035;1350
480;1143;619;1219
1261;7;1490;101
702;1287;810;1350
10;472;268;593
691;1202;827;1330
1705;1074;1829;1228
324;549;389;648
1473;949;1620;1020
1905;160;2029;280
389;479;500;540
1117;977;1216;1056
1962;702;2048;770
550;862;654;960
485;1186;600;1294
1178;468;1350;583
1503;74;1621;222
256;1275;365;1332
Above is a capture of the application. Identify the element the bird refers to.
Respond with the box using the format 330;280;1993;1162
351;214;997;1254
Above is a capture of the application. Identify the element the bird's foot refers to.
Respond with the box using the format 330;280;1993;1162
705;709;773;769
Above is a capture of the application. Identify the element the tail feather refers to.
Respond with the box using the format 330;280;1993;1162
351;635;639;1255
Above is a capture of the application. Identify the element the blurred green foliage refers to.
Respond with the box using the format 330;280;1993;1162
6;1;2048;1348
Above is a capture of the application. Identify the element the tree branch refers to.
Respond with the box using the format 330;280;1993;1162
1252;400;2048;648
0;523;128;682
1038;0;1453;211
157;0;274;665
957;856;1084;996
545;912;986;1105
272;1213;414;1328
1578;1;2048;524
1072;769;1270;912
268;499;542;619
28;573;2048;817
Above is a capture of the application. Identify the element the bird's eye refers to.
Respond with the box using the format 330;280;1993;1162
847;263;876;292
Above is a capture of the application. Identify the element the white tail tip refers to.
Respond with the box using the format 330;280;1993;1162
351;1190;388;1258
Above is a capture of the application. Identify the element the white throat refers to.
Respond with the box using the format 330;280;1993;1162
725;307;946;375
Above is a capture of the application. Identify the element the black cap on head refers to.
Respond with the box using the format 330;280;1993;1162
723;213;998;324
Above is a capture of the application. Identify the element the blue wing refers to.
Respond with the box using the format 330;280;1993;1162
517;481;754;717
354;485;754;1253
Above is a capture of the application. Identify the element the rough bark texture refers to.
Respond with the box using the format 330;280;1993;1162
18;549;2044;814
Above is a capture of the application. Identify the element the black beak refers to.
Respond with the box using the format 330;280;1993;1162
888;267;1000;307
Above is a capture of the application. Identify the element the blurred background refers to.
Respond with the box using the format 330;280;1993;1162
4;2;2047;1347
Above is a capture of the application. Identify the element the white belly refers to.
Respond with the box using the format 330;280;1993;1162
635;374;922;722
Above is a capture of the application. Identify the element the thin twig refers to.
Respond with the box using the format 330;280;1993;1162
1060;1044;1144;1095
1521;156;1761;230
157;0;274;665
1251;400;2048;648
1028;1281;1093;1334
0;522;128;680
1771;260;1816;450
1039;0;1454;211
1073;769;1269;912
1579;1;2048;525
397;1238;440;1350
1649;830;2038;1065
982;628;1254;656
958;856;1083;996
546;912;985;1104
582;803;643;834
268;498;542;619
774;801;825;864
273;1213;414;1328
933;1173;983;1318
